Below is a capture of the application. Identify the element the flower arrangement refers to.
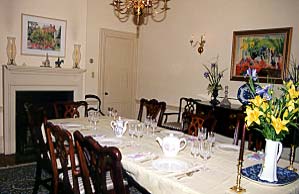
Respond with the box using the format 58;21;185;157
244;68;299;141
203;60;226;94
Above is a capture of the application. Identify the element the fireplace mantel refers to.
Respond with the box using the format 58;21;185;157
1;65;86;154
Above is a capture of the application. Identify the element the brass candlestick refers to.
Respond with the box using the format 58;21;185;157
287;144;297;172
230;160;246;193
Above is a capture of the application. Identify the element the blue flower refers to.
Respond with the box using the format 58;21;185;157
245;68;258;81
256;85;272;101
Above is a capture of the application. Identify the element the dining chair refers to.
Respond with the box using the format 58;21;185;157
162;97;200;132
24;103;53;194
53;100;88;118
137;98;166;127
46;122;81;194
85;94;105;116
187;113;205;136
73;130;129;194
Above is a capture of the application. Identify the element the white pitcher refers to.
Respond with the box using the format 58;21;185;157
258;139;282;182
110;118;128;137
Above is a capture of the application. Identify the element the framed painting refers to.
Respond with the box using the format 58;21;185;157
230;27;292;83
21;14;66;57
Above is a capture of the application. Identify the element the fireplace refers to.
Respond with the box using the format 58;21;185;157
2;65;85;154
16;91;74;155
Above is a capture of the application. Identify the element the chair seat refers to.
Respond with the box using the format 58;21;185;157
162;122;182;131
60;170;128;193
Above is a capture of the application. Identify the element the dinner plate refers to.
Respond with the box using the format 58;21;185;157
152;158;190;173
160;130;184;137
217;143;239;152
241;164;299;186
60;122;83;129
96;138;122;147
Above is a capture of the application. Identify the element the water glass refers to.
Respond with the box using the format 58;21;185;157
135;123;144;141
88;111;100;130
198;127;207;140
128;123;136;138
150;118;158;136
144;115;151;128
200;139;211;171
191;139;200;158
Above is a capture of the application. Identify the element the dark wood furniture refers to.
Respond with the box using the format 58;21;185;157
137;98;166;127
24;103;52;194
85;94;105;116
162;97;199;132
46;122;81;194
73;130;129;194
53;100;88;118
195;101;245;145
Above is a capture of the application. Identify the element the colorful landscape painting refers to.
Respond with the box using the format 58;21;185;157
21;14;66;57
230;28;292;83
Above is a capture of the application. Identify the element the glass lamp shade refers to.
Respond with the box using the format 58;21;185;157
72;44;81;69
6;37;17;65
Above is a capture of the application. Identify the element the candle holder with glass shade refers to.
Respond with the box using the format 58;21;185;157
72;44;81;69
6;37;17;65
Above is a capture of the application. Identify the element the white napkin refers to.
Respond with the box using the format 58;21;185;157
126;152;156;162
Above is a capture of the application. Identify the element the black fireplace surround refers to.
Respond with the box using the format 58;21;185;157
15;91;73;155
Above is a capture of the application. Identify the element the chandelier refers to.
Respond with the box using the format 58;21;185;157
111;0;170;26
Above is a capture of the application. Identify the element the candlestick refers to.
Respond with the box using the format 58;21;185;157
239;123;246;161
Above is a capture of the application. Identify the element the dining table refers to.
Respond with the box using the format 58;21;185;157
49;116;299;194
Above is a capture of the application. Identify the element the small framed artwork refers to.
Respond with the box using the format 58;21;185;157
21;14;67;57
230;27;292;83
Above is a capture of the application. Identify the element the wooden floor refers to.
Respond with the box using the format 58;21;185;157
0;153;36;167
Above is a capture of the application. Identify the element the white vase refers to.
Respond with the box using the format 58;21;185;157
258;139;282;182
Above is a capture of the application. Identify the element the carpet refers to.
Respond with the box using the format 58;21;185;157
0;163;143;194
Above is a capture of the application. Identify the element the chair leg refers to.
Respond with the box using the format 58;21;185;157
32;161;42;194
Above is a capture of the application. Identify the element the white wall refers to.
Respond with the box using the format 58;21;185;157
0;0;87;69
137;0;299;106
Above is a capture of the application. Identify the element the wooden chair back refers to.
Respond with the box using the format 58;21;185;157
53;100;88;118
187;113;205;136
137;98;166;127
85;94;105;116
46;122;80;194
74;131;128;194
24;103;52;193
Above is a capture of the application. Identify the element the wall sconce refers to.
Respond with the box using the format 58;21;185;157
190;34;206;54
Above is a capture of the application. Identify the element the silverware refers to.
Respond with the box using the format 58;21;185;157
175;168;201;180
140;155;159;163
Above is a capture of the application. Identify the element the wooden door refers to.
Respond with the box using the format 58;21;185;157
100;29;137;119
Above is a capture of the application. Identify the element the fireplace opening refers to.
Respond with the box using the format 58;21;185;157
16;91;73;157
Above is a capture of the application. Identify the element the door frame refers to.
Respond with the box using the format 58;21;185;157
98;28;138;117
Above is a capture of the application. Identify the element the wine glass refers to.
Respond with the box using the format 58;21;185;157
200;139;211;171
128;123;136;139
207;131;216;152
150;118;157;136
107;107;113;117
144;115;151;134
112;109;118;120
198;127;207;140
135;123;144;141
191;139;200;158
89;112;100;130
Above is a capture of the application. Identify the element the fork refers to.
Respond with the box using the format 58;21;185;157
176;168;200;180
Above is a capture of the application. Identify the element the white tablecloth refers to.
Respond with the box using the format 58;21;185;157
49;117;299;194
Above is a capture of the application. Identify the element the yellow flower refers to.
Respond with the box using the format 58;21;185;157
245;107;262;126
288;84;299;99
261;102;269;112
287;100;295;112
249;95;264;107
271;115;289;134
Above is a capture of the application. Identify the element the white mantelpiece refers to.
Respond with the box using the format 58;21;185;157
1;65;86;154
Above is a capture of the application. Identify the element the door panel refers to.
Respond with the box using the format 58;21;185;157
100;29;137;119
